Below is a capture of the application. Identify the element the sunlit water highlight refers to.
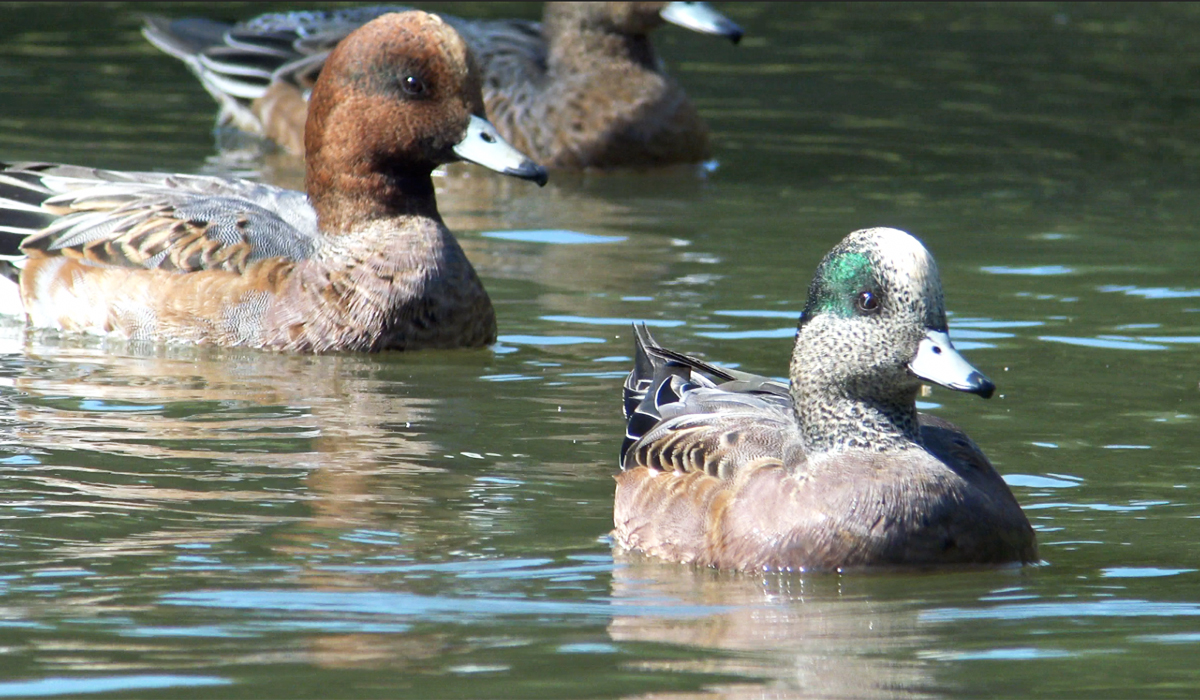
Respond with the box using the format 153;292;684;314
0;2;1199;698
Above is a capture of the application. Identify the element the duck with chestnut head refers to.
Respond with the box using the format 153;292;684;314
0;11;547;352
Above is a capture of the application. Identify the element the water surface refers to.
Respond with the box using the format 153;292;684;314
1;2;1199;698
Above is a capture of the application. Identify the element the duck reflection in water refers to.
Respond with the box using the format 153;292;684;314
609;552;952;700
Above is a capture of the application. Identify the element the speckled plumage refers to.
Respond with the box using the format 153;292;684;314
615;228;1037;572
142;2;743;168
0;12;547;351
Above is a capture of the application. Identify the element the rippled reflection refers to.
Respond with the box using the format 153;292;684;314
608;554;936;700
2;2;1200;698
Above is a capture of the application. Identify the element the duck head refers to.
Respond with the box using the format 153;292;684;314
305;11;546;227
791;228;994;450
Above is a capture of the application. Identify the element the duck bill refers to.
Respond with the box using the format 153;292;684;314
660;2;744;44
452;115;548;186
908;330;995;399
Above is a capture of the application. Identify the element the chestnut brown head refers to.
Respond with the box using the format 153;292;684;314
305;11;545;185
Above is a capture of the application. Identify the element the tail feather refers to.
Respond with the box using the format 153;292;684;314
621;323;658;419
142;15;273;128
0;162;59;255
141;15;233;63
0;162;55;302
619;323;795;467
620;324;708;467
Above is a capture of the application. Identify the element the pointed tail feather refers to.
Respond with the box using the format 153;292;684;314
0;162;60;255
141;15;234;62
620;324;709;467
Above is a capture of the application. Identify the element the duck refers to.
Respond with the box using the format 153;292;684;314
141;2;744;169
0;11;547;352
615;228;1038;572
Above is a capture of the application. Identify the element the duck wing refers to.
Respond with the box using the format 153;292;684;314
620;324;801;478
0;162;319;273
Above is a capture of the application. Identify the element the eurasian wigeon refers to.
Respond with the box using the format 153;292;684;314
0;11;547;352
615;228;1038;571
142;2;743;169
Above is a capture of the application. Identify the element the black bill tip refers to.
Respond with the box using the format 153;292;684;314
965;371;996;399
660;2;744;45
506;160;549;187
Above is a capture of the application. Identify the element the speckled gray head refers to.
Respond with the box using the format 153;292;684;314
799;227;945;331
791;228;993;451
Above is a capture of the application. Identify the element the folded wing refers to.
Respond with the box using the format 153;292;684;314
0;162;319;273
620;324;801;480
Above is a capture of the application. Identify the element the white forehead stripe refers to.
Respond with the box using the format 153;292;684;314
847;227;942;309
858;227;932;267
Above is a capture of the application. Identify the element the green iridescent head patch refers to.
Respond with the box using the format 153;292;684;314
799;251;874;325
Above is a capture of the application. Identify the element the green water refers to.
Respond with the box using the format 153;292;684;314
1;2;1199;697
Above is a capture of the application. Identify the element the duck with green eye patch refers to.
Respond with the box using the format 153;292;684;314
616;227;1035;573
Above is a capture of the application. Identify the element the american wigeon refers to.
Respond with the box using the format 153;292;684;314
615;228;1038;572
142;2;743;169
0;11;547;352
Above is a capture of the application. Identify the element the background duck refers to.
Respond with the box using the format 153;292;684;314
142;2;743;169
0;11;547;352
615;228;1038;572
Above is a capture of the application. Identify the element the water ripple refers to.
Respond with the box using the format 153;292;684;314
1099;285;1200;299
541;316;684;327
163;590;725;621
982;265;1074;276
1101;567;1196;578
1038;335;1168;351
481;230;626;244
0;675;230;698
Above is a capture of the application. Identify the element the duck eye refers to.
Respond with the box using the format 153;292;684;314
401;75;426;96
856;290;880;313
